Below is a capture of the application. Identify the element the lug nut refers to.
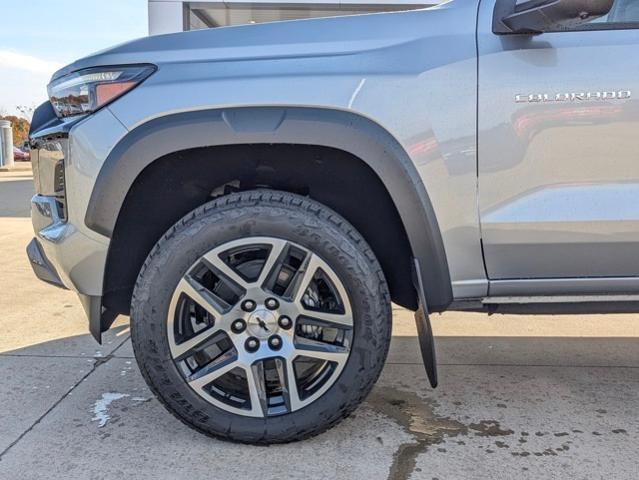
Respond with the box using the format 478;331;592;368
231;319;246;334
241;299;256;312
278;316;292;330
245;337;260;352
268;335;282;351
265;298;279;310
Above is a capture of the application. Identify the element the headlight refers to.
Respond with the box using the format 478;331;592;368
47;65;156;118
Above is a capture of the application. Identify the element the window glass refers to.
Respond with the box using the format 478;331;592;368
583;0;639;26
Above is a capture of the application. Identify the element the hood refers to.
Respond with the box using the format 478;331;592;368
51;3;454;81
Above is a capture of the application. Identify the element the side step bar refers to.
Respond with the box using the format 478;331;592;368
411;281;639;387
483;294;639;304
449;294;639;314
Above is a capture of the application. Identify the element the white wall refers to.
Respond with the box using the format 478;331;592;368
148;1;186;35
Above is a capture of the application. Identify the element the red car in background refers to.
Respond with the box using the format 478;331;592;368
13;146;30;161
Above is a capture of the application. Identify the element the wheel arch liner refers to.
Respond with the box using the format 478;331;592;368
86;106;453;310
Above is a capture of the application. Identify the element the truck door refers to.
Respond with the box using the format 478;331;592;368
477;0;639;295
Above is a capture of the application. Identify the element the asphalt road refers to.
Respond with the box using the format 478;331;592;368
1;168;638;479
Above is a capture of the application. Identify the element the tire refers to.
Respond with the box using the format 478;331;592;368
131;190;391;443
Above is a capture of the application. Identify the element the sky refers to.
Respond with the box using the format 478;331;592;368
0;0;148;117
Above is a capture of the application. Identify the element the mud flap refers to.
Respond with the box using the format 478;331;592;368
412;259;438;388
79;294;118;344
414;307;438;387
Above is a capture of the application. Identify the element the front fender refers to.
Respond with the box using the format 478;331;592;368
87;106;452;310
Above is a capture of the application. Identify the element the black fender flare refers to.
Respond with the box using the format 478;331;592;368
86;106;452;311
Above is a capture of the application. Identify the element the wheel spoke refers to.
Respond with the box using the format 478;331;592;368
247;362;268;416
298;309;353;328
187;350;239;390
290;253;353;329
290;253;323;303
171;327;223;360
257;239;288;288
175;275;227;318
202;251;251;291
276;357;303;412
294;336;350;365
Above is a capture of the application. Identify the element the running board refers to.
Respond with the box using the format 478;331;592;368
448;294;639;314
483;294;639;304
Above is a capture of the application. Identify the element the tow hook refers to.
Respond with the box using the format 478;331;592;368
412;258;438;388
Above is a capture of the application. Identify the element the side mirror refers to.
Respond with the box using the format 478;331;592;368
493;0;614;34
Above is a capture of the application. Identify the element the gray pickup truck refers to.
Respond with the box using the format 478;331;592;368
27;0;638;443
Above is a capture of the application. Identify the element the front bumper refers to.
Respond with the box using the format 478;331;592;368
29;191;109;296
26;237;65;289
28;107;122;343
30;191;111;341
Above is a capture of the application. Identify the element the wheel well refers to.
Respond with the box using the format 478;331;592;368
103;143;419;315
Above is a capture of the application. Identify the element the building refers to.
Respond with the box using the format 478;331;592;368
148;0;435;35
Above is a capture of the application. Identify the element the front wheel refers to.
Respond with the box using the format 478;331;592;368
131;190;391;443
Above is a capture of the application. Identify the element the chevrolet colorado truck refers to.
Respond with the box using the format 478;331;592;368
27;0;638;443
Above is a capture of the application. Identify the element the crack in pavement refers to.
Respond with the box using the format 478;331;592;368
0;335;131;462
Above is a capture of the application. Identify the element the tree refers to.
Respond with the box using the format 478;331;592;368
0;116;31;146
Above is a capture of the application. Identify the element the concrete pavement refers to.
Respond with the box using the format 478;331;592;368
1;169;638;479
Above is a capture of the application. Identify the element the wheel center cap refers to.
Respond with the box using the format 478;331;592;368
247;308;278;339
